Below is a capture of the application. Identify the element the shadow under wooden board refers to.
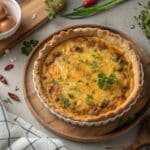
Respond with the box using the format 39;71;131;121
23;25;150;142
0;0;64;55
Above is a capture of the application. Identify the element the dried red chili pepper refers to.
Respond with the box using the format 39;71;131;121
83;0;98;7
0;74;8;85
4;64;14;71
8;92;20;102
74;0;98;10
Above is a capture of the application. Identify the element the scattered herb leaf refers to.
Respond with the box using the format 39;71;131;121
21;39;39;56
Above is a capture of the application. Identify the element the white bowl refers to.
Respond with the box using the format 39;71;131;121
0;0;22;40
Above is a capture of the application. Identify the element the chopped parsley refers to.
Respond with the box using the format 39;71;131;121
51;78;61;85
21;39;39;56
135;1;150;39
107;74;117;84
60;95;70;108
89;61;98;70
86;94;95;106
100;99;109;108
91;54;99;59
98;73;117;90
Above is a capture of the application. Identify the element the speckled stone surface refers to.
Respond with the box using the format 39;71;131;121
0;0;149;149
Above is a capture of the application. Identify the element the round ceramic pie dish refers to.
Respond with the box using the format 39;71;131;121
33;26;144;126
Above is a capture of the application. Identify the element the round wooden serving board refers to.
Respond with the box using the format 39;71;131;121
23;25;150;142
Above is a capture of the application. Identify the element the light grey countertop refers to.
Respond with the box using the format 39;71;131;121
0;0;149;149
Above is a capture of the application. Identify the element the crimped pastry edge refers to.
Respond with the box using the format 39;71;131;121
33;27;144;126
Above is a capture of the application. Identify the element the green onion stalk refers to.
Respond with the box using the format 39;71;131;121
63;0;126;19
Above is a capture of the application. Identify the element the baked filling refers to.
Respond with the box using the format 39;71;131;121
41;36;134;117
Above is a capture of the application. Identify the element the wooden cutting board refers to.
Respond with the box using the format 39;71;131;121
23;25;150;142
0;0;64;55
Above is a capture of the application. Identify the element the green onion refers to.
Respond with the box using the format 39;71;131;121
63;0;125;19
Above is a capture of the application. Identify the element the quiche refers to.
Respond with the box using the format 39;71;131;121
33;27;143;123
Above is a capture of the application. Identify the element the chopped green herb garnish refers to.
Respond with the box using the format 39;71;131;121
30;39;39;46
100;99;109;108
60;95;70;108
21;39;39;56
90;61;98;70
108;74;117;84
98;73;108;90
51;78;60;85
98;73;117;90
91;54;99;59
86;94;95;106
135;1;150;39
23;41;30;47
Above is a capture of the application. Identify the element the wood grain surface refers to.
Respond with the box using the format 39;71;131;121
0;0;64;55
23;25;150;142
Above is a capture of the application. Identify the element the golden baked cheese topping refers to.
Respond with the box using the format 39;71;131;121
41;37;133;116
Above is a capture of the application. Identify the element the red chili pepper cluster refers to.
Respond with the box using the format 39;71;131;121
0;63;20;103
